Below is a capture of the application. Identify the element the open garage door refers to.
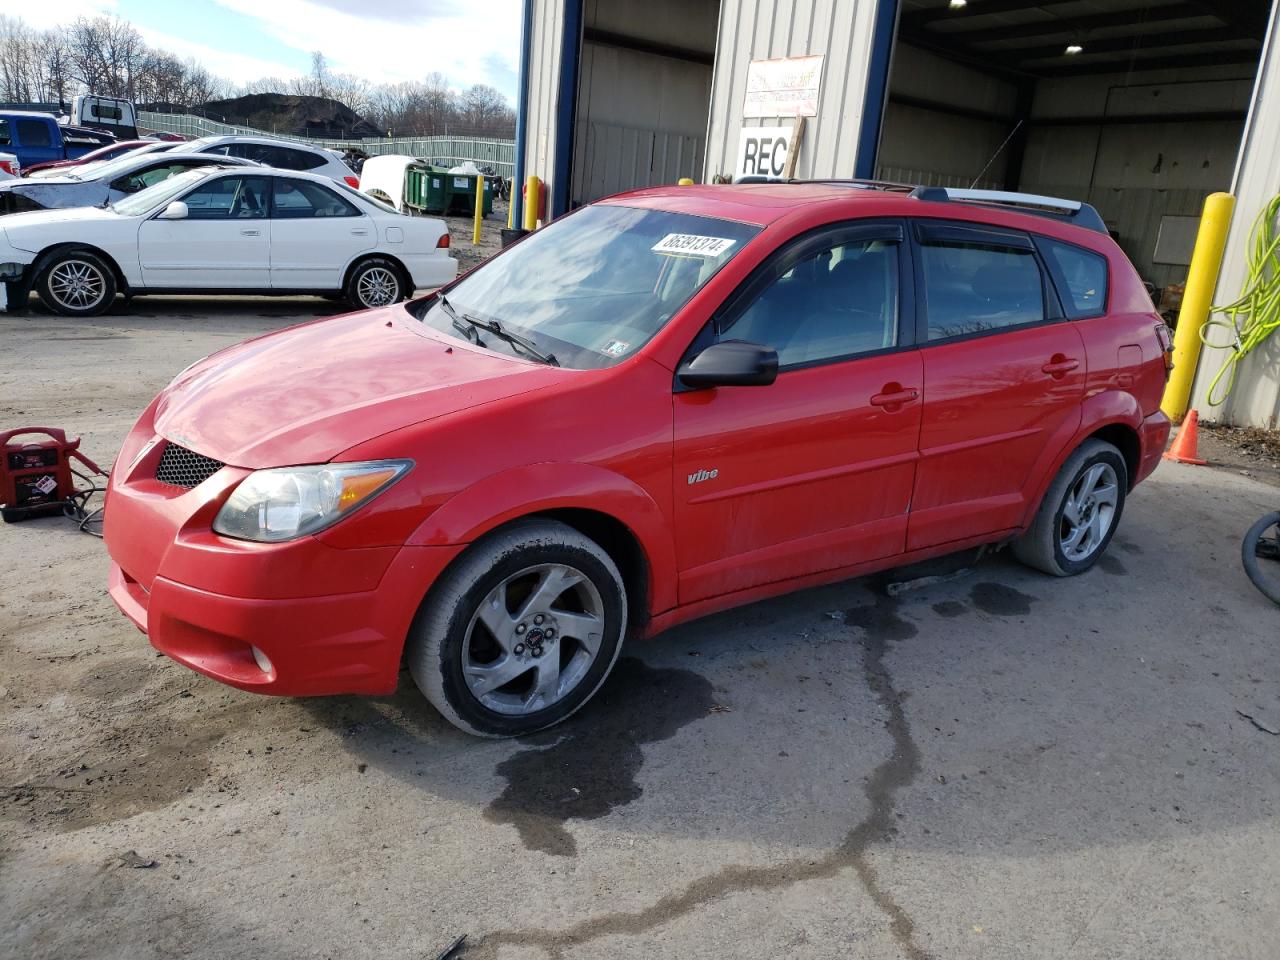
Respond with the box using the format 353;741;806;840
569;1;719;207
877;0;1269;295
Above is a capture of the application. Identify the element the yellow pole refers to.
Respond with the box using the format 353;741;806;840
472;174;484;246
507;180;514;228
1162;191;1235;421
523;175;540;231
678;177;694;185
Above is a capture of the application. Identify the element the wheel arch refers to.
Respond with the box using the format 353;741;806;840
342;251;411;293
33;242;129;294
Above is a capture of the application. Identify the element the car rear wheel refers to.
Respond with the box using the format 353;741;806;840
346;257;406;310
1013;438;1128;576
406;520;628;737
37;251;116;317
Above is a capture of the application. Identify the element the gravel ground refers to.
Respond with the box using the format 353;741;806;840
2;289;1279;960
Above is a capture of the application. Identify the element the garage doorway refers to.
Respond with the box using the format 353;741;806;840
876;0;1270;292
570;0;720;207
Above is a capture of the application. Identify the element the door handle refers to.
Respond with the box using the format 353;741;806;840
1041;355;1080;378
351;229;369;236
240;229;261;237
870;385;920;409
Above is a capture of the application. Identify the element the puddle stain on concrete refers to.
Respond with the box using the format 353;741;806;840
472;589;931;960
969;581;1037;617
930;599;969;619
1098;554;1128;576
482;658;715;857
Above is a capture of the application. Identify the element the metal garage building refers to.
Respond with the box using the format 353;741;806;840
512;0;1280;428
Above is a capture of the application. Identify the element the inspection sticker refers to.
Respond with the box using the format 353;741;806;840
652;234;737;257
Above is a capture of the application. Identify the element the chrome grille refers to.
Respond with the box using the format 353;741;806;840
154;443;223;489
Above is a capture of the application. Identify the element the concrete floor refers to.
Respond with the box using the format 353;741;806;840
2;302;1278;960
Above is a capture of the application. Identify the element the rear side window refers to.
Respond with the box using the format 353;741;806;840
919;239;1046;341
0;119;9;146
276;147;326;171
16;119;51;147
271;179;358;218
1037;238;1108;319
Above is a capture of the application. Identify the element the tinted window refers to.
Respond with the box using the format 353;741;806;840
1039;238;1108;319
180;175;270;219
0;119;9;146
275;146;326;171
16;119;51;147
271;179;358;218
722;237;900;367
920;241;1046;341
111;161;204;194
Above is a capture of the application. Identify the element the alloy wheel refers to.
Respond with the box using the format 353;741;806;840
48;259;107;311
356;266;400;307
462;562;606;716
1059;462;1119;562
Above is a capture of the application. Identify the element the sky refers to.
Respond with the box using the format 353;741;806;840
17;0;523;101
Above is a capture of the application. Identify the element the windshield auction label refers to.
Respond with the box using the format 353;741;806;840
652;234;737;257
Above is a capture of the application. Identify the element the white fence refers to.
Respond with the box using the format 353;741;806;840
138;111;515;177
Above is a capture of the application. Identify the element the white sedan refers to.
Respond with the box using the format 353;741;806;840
0;166;457;316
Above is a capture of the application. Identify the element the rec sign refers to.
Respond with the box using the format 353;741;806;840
735;126;792;179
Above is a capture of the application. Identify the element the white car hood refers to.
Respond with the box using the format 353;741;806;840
1;206;125;252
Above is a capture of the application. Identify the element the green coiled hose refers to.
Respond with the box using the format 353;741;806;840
1200;194;1280;406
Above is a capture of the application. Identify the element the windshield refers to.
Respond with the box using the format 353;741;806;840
414;204;760;369
111;169;209;216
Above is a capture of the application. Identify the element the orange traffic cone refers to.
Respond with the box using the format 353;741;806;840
1163;409;1207;465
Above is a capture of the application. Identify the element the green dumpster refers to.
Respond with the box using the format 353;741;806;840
404;165;450;214
443;173;494;217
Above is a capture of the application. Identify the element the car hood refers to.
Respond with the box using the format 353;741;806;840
1;202;118;239
153;307;571;469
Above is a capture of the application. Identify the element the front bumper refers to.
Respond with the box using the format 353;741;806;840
104;430;463;696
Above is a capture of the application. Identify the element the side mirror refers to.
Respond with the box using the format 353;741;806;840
677;340;779;389
157;200;188;220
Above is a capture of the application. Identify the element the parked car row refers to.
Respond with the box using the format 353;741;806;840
0;129;456;315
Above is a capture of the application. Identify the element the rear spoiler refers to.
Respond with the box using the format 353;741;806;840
909;187;1109;235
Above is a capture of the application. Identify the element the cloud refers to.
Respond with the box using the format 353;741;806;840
211;0;521;99
14;0;119;29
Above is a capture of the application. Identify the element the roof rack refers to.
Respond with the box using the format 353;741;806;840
909;186;1109;235
732;175;918;192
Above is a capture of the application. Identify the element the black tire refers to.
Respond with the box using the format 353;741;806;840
36;250;116;317
406;519;628;737
1013;439;1128;577
345;257;408;310
1242;511;1280;606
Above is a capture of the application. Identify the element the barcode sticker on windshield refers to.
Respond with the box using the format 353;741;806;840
652;234;737;257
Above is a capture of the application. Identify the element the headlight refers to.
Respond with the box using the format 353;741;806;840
212;460;412;542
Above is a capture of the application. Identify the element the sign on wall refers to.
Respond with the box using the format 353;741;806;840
735;126;794;178
743;55;825;118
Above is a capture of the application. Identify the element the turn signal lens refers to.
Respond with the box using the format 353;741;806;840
1155;322;1175;378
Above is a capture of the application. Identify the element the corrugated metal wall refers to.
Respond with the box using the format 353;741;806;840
704;0;883;181
1192;2;1280;429
523;1;567;216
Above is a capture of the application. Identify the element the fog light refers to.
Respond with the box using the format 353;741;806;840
251;645;274;674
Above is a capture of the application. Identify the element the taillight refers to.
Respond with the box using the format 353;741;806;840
1155;321;1175;378
0;160;16;176
436;233;450;249
344;175;360;188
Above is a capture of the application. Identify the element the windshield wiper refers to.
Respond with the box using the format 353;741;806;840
436;293;558;366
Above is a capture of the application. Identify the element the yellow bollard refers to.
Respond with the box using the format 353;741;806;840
472;174;484;246
678;177;694;186
523;175;540;231
507;180;514;229
1161;192;1235;422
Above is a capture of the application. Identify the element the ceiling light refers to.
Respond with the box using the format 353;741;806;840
1065;43;1084;55
949;0;967;8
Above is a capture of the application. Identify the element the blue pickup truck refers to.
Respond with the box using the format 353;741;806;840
0;112;115;171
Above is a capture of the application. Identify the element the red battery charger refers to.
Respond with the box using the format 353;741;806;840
1;427;106;523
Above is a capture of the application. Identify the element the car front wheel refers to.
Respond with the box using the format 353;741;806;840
407;520;628;737
1013;438;1128;576
37;251;116;317
346;257;406;310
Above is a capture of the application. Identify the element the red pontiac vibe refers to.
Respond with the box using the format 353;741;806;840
104;182;1172;736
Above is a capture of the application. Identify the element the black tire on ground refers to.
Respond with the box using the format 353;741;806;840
1242;511;1280;606
344;257;408;310
36;250;117;317
406;519;628;737
1013;438;1129;577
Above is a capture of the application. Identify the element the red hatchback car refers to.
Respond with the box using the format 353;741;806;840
104;182;1172;736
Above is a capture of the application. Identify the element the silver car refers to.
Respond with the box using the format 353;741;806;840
0;152;257;215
